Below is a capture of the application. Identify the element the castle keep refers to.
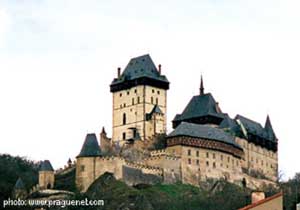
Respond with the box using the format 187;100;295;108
110;55;169;146
35;54;279;193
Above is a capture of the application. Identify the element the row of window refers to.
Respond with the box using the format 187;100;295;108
119;89;161;97
250;157;274;169
187;158;239;168
187;149;234;163
241;141;276;158
119;97;159;108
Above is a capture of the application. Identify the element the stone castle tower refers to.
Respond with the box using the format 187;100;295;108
39;160;55;189
13;177;27;199
110;54;169;146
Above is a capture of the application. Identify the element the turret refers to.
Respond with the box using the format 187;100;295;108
76;133;102;192
13;177;27;199
39;160;55;189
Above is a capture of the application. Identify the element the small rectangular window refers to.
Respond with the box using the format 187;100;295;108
213;153;216;159
196;160;200;165
206;161;209;167
187;149;191;156
196;151;199;157
188;158;191;165
213;162;216;168
122;132;126;140
206;152;209;158
80;165;85;172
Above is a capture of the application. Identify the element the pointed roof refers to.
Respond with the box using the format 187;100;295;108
235;115;267;139
220;114;239;130
68;158;72;164
264;115;277;141
110;54;169;92
150;104;163;115
14;177;25;190
146;105;163;120
101;126;106;135
173;93;224;122
77;133;102;158
168;122;241;149
40;160;54;171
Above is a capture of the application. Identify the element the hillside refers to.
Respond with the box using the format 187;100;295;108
1;154;300;210
0;154;39;203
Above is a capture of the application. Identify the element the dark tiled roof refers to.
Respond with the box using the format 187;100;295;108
111;54;169;85
14;177;25;190
146;105;163;120
173;93;224;122
168;122;241;148
264;115;277;142
219;114;242;135
77;133;102;158
40;160;54;171
235;115;265;137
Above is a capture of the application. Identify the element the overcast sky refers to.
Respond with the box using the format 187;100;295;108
0;0;299;179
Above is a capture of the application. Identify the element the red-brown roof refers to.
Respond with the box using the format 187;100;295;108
238;192;283;210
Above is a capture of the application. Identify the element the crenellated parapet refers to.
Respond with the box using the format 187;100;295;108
124;160;163;176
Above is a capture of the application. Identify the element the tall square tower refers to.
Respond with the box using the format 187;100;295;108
110;54;169;146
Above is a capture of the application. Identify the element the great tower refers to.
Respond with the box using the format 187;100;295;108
110;54;169;146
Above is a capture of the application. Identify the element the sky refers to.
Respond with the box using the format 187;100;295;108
0;0;299;180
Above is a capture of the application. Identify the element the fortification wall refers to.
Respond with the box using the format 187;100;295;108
236;137;278;181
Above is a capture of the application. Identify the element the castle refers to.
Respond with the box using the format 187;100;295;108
29;54;279;193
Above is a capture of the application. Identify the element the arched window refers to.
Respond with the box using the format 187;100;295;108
123;113;126;125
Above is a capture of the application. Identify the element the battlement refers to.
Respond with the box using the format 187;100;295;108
124;160;163;176
97;156;125;161
150;149;167;156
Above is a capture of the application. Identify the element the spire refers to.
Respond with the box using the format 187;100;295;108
101;126;106;135
200;75;204;95
264;115;277;141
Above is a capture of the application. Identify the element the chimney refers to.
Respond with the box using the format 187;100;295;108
251;192;265;204
117;67;121;78
158;64;161;74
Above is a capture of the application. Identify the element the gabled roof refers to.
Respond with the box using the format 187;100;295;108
264;115;277;142
235;115;269;139
146;105;163;120
40;160;54;171
110;54;169;91
77;133;102;158
168;122;241;148
173;93;224;122
219;114;241;133
14;177;25;190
